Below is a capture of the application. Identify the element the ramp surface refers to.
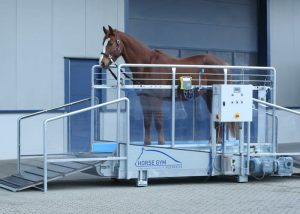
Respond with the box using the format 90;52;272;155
0;160;103;192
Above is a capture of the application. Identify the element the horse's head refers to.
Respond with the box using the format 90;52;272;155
99;25;123;68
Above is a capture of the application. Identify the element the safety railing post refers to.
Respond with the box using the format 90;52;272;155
171;68;176;148
126;99;130;179
43;121;48;193
17;119;21;174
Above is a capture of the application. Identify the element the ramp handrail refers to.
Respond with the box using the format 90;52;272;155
253;98;300;116
42;97;130;192
17;97;96;174
251;98;300;157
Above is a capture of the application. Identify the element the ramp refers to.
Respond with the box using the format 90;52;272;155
0;160;103;192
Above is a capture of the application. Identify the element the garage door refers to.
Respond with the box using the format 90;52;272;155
127;0;259;65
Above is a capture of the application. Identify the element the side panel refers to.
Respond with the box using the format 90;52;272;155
120;145;211;179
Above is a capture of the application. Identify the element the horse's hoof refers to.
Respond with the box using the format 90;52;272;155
158;140;165;145
144;140;151;146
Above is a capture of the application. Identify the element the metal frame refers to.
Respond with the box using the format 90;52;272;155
17;98;93;174
92;64;280;179
15;63;300;192
42;97;130;192
92;64;277;145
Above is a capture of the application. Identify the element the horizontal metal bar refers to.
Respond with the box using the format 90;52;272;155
97;71;274;77
250;153;300;156
118;63;276;71
18;98;92;121
47;157;127;163
44;97;129;124
253;98;300;116
94;84;270;91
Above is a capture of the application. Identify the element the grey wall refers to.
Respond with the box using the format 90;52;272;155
0;0;124;110
127;0;258;66
270;0;300;107
128;0;257;51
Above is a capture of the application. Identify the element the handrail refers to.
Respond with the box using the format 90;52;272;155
116;63;276;70
253;98;300;116
18;98;91;121
42;97;130;192
17;97;95;174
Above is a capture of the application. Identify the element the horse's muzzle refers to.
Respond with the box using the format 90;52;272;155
99;57;111;69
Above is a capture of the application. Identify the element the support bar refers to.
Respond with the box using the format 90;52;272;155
43;97;130;192
17;97;93;174
253;98;300;116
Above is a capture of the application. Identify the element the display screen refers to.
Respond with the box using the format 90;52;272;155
233;87;241;93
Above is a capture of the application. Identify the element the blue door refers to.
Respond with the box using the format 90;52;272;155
64;58;99;152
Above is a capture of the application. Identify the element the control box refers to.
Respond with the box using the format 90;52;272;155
212;84;253;122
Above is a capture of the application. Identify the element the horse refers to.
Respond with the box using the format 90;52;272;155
99;25;235;145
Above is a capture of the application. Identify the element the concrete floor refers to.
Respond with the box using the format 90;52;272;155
1;159;300;214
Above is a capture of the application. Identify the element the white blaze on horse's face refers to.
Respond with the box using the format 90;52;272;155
99;38;111;67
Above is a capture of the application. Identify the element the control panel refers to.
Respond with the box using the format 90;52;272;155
212;84;253;122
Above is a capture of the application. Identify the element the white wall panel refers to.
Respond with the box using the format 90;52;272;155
0;0;125;159
52;0;86;107
17;0;52;109
86;0;125;58
0;0;125;110
0;0;17;109
0;113;65;160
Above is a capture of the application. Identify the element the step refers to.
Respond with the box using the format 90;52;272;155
0;160;104;192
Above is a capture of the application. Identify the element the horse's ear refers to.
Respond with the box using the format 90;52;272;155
103;26;108;35
108;25;115;35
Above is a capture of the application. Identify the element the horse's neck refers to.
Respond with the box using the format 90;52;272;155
120;32;152;65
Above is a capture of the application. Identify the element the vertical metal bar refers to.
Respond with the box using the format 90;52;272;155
171;68;176;148
116;65;121;156
67;60;71;153
192;96;196;141
43;121;48;193
247;122;251;175
272;68;277;153
126;99;130;179
17;119;21;174
239;122;244;177
210;115;216;176
224;68;228;84
257;88;267;146
91;66;96;150
117;65;121;99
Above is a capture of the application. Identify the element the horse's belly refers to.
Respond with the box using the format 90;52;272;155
136;89;171;98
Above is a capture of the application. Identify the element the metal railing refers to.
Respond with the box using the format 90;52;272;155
251;98;300;157
17;98;94;174
92;64;276;145
42;97;130;192
92;64;276;89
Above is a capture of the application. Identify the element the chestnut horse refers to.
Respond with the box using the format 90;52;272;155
100;26;233;145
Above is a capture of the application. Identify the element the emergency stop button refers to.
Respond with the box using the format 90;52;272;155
234;113;240;119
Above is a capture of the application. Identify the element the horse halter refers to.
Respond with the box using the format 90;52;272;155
100;33;122;64
100;32;140;85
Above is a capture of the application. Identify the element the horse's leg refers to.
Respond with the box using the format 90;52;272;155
203;89;239;142
152;97;164;145
202;90;222;143
140;95;152;145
